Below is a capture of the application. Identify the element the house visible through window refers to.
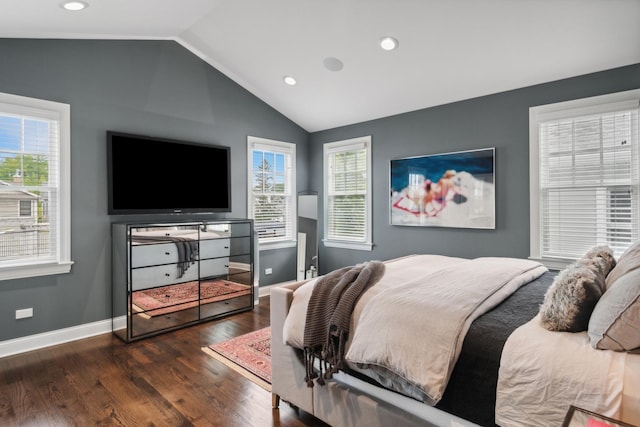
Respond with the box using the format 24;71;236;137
324;136;373;251
247;136;296;249
0;92;72;280
530;89;640;269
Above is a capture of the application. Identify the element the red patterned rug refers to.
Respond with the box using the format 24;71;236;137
202;327;271;391
132;280;251;317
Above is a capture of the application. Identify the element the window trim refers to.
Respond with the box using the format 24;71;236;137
247;136;296;251
0;92;73;280
323;135;373;251
529;89;640;270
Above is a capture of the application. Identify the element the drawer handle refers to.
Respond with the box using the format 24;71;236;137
224;264;229;268
165;273;170;277
224;246;229;249
165;233;170;237
165;252;170;255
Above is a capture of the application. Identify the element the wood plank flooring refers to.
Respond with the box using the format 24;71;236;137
0;296;329;427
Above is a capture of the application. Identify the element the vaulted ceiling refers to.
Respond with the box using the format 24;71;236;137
2;0;639;132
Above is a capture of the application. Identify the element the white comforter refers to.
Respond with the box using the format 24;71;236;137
283;254;547;405
496;313;640;427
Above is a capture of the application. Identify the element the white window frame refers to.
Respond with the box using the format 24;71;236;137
247;136;296;250
0;92;73;280
530;89;640;270
323;135;373;251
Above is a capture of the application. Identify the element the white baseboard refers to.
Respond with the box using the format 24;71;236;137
259;281;296;299
0;283;297;359
0;317;123;359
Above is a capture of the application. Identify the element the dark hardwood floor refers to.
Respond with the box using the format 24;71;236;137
0;296;329;427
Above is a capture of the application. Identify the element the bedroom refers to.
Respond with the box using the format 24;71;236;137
0;1;639;426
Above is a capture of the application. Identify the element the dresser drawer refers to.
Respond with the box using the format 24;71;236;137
200;257;229;278
131;243;181;268
199;238;231;259
200;236;250;259
131;263;199;290
202;221;251;237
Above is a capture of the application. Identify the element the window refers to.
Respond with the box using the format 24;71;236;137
530;89;640;269
0;92;72;280
247;136;296;249
324;136;373;251
19;200;32;217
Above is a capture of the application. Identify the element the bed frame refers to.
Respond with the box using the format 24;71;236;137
270;281;480;427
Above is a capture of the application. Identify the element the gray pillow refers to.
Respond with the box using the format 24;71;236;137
539;262;604;332
605;241;640;290
589;267;640;351
539;245;614;332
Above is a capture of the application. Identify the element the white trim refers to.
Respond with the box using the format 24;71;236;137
529;89;640;265
0;91;73;280
527;257;570;272
323;239;373;251
247;136;297;245
248;135;295;153
0;317;117;359
258;281;297;299
0;286;286;358
0;261;73;281
531;90;640;121
323;135;373;250
258;240;296;251
324;138;367;152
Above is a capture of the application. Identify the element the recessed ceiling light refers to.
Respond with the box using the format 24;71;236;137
61;1;89;11
283;76;297;86
379;36;399;51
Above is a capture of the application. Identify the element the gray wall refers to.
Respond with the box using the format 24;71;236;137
0;37;637;344
309;63;640;274
0;39;307;341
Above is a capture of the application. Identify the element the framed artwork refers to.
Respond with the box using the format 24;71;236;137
562;405;637;427
389;147;495;229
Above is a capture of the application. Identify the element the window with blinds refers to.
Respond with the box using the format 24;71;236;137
324;136;372;251
0;92;72;280
530;89;640;267
247;136;296;247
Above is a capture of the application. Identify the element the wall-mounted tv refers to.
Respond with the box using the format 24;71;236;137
107;131;231;215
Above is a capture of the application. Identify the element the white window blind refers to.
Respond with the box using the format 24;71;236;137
324;136;372;250
0;92;72;280
531;90;640;266
247;136;296;248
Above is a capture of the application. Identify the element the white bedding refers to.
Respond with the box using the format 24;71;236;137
283;254;465;350
346;256;546;405
283;254;547;405
496;313;640;427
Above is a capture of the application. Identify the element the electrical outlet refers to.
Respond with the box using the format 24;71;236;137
265;268;273;275
16;308;33;319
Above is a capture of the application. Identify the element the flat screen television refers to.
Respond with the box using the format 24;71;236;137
107;131;231;215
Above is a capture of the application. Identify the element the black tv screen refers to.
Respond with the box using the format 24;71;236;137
107;131;231;215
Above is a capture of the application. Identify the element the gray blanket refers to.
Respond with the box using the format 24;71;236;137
303;260;385;387
132;235;198;278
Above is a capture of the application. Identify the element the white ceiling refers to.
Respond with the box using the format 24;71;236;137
1;0;639;132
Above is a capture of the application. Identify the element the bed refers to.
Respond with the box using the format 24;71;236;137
270;251;640;427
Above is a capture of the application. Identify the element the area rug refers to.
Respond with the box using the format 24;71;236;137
201;327;271;391
132;279;251;318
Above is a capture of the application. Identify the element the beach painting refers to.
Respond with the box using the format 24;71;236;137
390;148;495;229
